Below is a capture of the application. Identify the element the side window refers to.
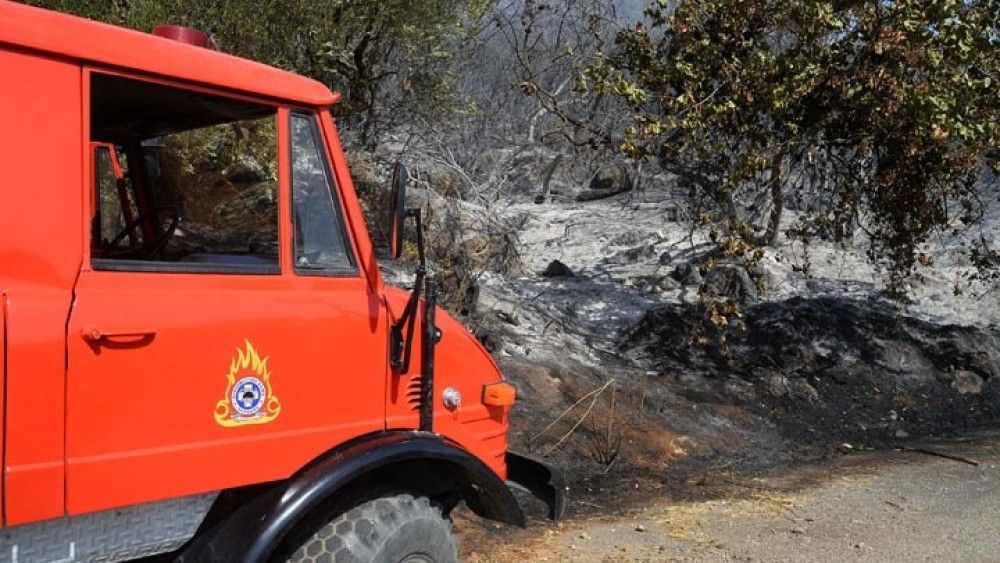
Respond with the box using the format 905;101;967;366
89;73;278;273
290;113;355;273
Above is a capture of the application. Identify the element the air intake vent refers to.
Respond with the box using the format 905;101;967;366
405;375;423;411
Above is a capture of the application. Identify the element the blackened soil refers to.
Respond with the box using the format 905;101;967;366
494;295;999;536
621;295;1000;447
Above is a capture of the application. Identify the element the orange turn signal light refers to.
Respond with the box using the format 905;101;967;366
482;382;516;407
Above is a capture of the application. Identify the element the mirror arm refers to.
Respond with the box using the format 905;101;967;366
409;208;426;267
390;267;422;372
419;276;438;432
389;208;428;373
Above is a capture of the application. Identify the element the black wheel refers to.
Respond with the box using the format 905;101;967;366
284;493;459;563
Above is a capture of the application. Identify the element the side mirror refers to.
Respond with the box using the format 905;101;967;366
385;160;438;434
388;161;409;259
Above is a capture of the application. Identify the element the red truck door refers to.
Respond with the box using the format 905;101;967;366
0;48;83;526
65;74;385;515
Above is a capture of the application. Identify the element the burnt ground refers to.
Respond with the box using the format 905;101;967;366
456;292;1000;560
493;293;999;486
620;295;1000;446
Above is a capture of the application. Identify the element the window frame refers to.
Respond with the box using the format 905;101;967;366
287;110;359;277
84;67;284;276
91;142;138;249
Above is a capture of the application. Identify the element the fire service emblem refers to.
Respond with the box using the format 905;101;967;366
214;340;281;427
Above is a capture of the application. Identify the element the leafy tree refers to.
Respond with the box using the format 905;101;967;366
589;0;999;295
26;0;491;146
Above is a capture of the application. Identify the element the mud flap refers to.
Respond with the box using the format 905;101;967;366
505;452;566;520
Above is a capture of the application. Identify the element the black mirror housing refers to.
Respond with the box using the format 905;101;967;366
388;161;409;260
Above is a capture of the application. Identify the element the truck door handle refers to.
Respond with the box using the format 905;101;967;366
82;326;157;342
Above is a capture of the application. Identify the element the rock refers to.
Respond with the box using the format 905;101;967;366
635;524;646;532
631;274;680;294
496;310;520;326
589;162;632;192
878;341;938;382
950;370;984;395
672;263;703;286
609;231;647;246
894;428;910;438
604;243;658;267
787;378;820;403
929;332;1000;380
776;344;816;375
212;182;278;239
724;378;755;402
226;155;268;184
827;355;873;385
765;374;790;398
615;244;656;263
755;257;786;291
541;260;575;278
701;265;758;305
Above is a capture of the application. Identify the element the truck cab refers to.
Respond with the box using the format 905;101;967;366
0;3;561;561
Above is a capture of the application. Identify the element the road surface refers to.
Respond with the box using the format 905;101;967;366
460;433;1000;562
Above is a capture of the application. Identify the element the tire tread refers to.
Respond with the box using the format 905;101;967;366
286;493;458;563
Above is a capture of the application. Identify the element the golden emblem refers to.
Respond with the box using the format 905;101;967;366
214;340;281;427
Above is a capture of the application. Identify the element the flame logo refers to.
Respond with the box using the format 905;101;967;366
214;340;281;427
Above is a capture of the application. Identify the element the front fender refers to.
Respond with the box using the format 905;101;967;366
506;452;567;521
180;431;524;562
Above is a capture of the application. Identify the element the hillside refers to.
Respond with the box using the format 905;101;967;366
382;171;1000;499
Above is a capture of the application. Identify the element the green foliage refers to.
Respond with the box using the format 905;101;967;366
155;117;278;245
25;0;491;146
591;0;1000;295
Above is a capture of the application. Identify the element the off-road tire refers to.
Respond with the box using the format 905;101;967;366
285;493;459;563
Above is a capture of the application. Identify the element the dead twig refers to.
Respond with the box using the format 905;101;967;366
533;153;564;204
529;380;613;446
896;446;980;467
533;380;616;458
542;379;615;457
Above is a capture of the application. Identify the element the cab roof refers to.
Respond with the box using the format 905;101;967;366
0;1;339;107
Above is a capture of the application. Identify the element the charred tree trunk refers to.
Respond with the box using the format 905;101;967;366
755;153;785;247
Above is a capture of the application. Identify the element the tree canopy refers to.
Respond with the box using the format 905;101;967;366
590;0;999;294
28;0;490;146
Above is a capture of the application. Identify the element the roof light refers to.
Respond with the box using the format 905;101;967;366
152;25;212;49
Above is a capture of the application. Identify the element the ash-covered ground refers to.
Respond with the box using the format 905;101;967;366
407;183;1000;501
379;161;999;528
